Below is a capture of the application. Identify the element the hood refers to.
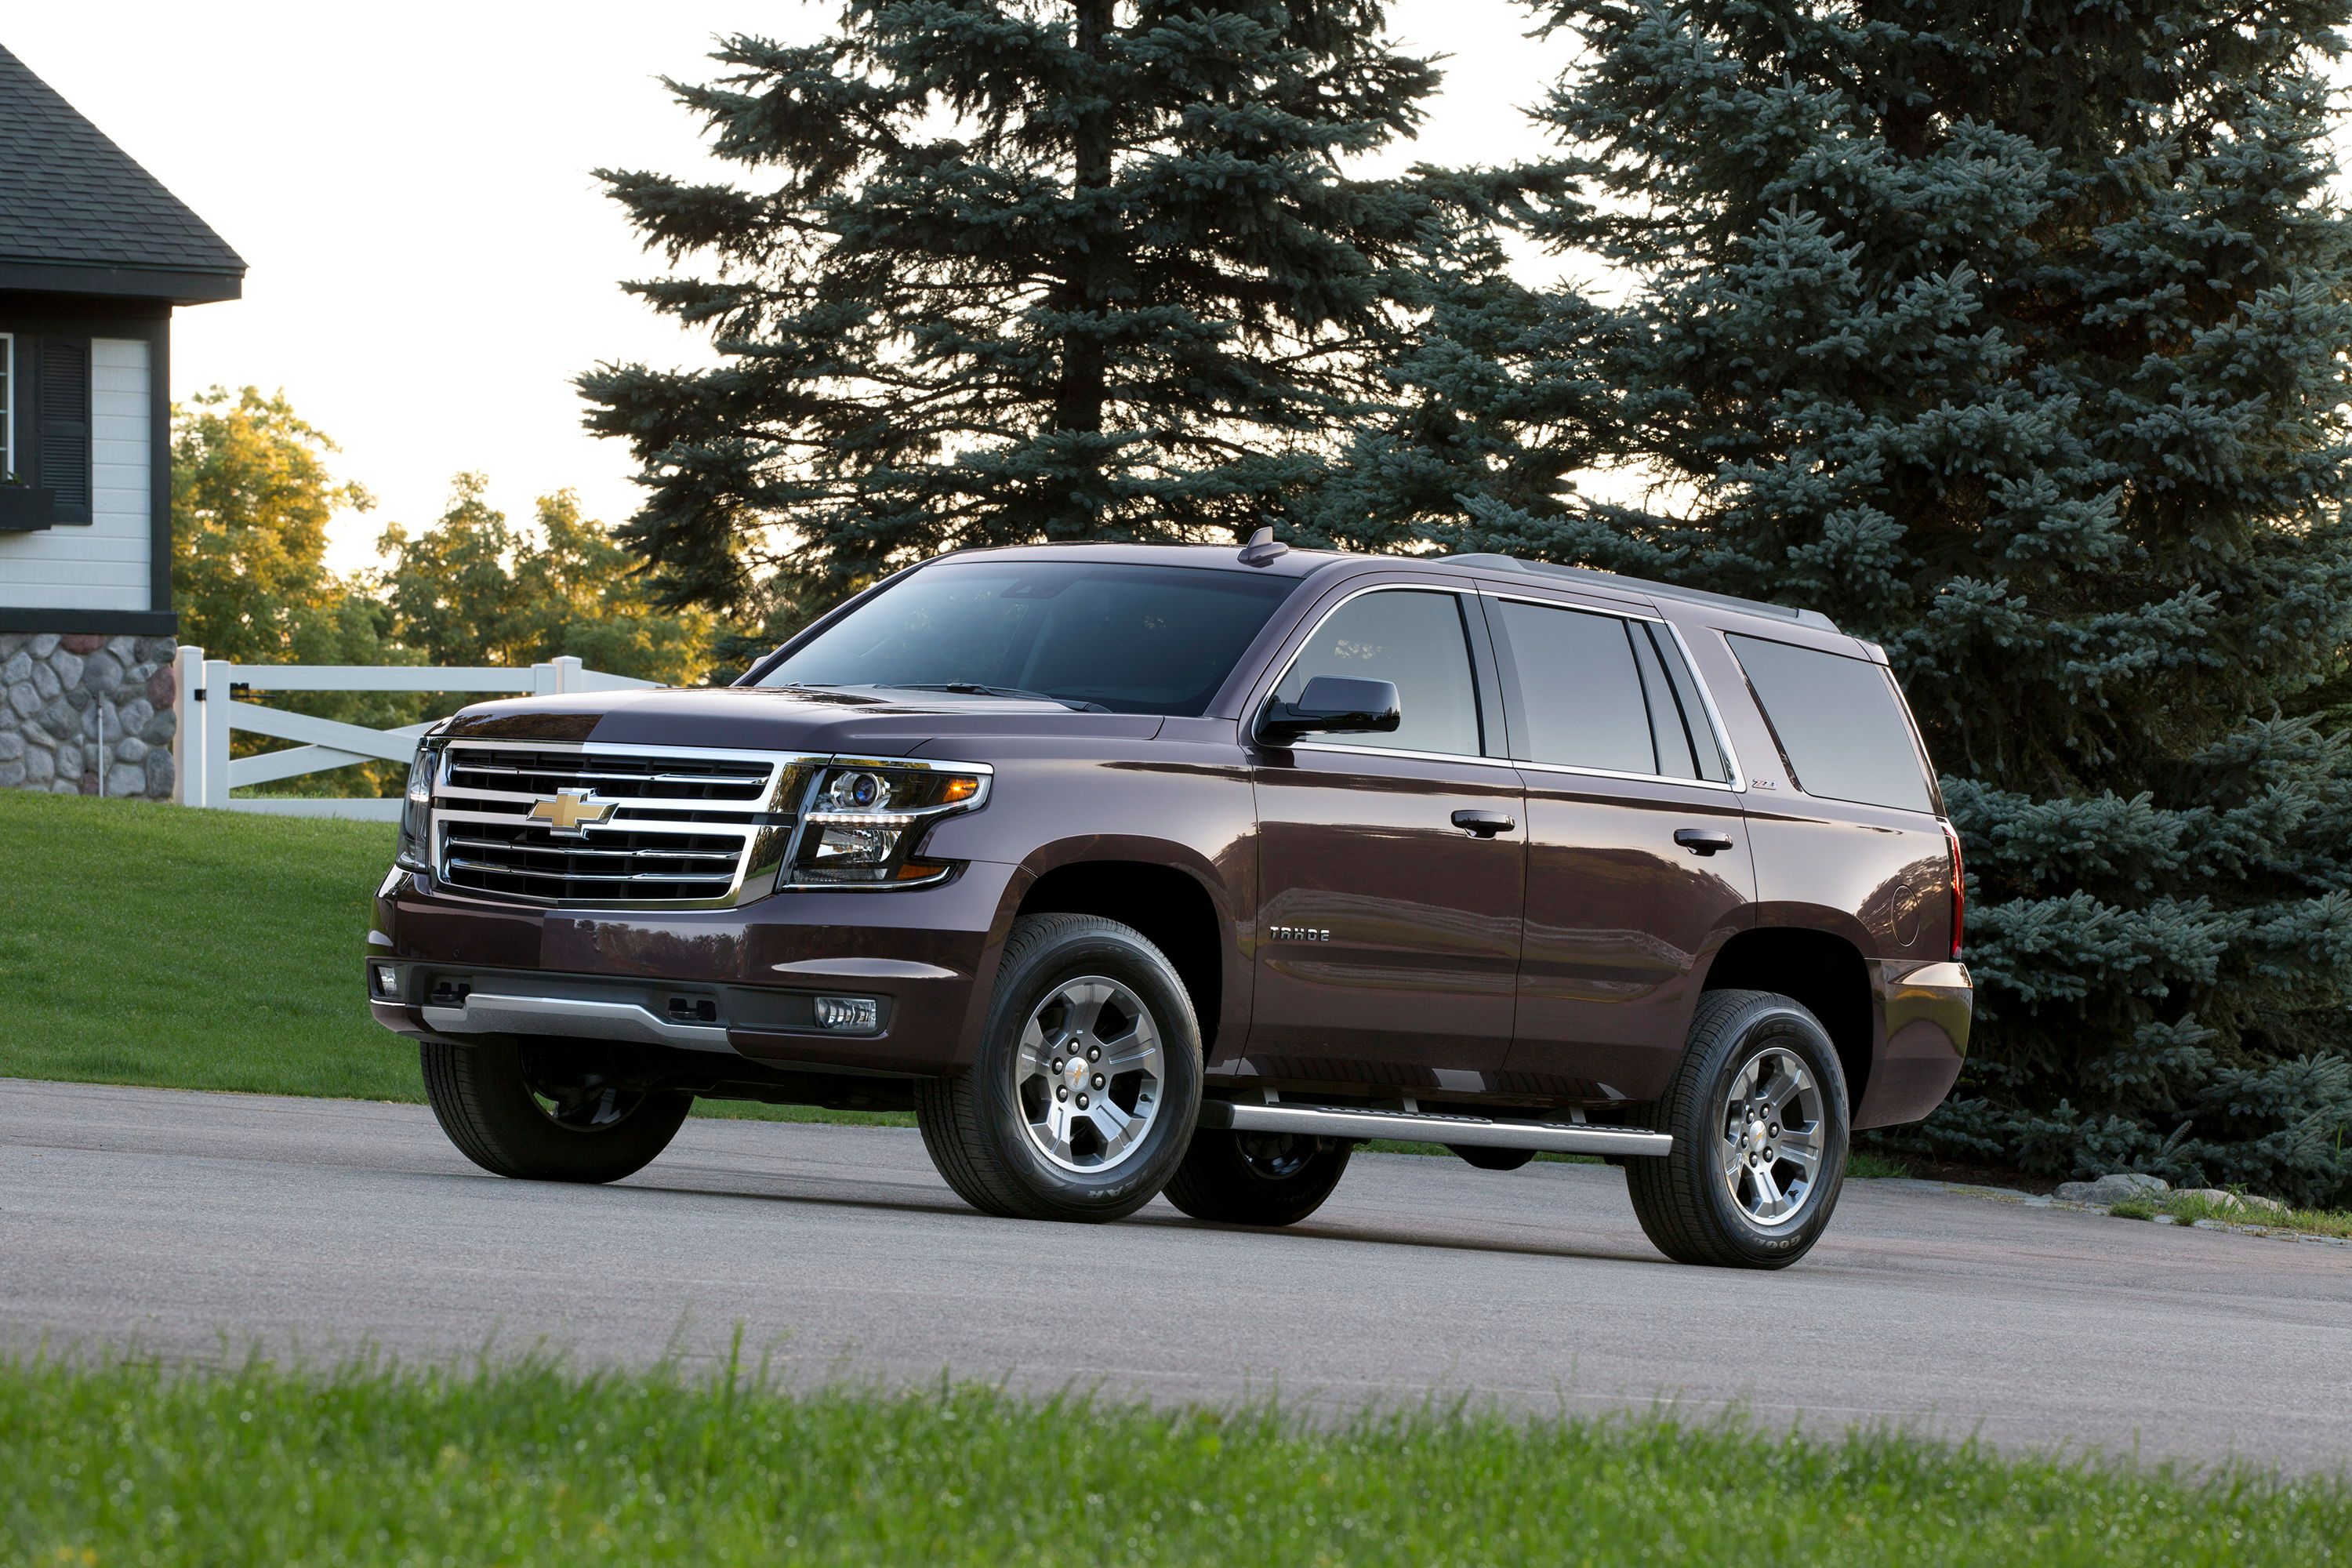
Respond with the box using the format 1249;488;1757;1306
436;684;1165;755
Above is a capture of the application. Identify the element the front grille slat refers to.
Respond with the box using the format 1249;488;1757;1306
433;742;793;906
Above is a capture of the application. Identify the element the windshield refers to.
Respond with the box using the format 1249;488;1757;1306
757;560;1299;716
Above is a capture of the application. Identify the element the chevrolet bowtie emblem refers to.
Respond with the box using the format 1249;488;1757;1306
528;787;615;837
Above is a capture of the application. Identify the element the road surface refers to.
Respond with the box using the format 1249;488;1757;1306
3;1078;2347;1472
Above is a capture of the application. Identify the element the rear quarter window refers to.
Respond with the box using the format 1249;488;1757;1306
1726;634;1935;814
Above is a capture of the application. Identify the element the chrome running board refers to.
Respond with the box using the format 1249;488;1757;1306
1196;1099;1672;1158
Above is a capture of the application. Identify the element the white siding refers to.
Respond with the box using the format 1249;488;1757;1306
0;336;152;612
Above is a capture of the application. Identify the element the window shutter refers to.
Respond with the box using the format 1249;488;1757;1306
36;336;90;524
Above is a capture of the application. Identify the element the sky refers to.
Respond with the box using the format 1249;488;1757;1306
6;2;1579;574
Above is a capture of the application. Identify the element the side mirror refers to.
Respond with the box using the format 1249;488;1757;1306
1258;676;1403;746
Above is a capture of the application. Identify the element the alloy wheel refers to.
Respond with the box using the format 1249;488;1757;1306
1013;975;1166;1173
1719;1045;1828;1227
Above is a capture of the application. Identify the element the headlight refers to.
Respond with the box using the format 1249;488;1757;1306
783;760;989;887
396;740;438;873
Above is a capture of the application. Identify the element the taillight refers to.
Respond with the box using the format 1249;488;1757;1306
1943;822;1965;962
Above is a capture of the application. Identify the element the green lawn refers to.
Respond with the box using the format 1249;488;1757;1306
3;1354;2342;1567
0;791;900;1123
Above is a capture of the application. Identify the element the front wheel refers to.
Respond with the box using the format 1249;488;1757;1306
1626;989;1849;1269
420;1040;690;1183
916;913;1202;1222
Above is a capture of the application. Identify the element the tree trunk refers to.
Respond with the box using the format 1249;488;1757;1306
1050;0;1115;538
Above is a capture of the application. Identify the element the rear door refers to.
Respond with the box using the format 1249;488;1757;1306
1245;581;1525;1077
1482;590;1756;1102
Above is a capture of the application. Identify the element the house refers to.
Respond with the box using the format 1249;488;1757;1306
0;42;242;796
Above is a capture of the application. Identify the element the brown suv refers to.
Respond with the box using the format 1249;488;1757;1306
367;540;1969;1268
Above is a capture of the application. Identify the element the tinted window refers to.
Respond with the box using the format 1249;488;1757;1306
1276;590;1481;756
1648;622;1732;783
762;561;1297;716
1728;634;1933;812
1493;601;1656;775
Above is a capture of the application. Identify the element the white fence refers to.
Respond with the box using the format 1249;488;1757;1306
169;647;658;819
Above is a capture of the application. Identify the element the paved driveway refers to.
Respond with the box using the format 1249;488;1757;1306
3;1079;2347;1472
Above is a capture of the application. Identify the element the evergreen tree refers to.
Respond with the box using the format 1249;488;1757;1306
582;1;1454;610
1530;0;2352;1200
1298;216;1635;563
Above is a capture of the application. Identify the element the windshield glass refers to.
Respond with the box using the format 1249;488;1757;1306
757;560;1299;716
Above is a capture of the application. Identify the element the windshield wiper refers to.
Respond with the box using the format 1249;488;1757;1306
889;682;1109;713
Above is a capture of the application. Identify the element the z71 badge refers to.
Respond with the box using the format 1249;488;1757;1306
1269;926;1332;942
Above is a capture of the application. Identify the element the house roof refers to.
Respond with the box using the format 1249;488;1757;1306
0;42;244;304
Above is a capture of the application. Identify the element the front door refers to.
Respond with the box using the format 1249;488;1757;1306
1478;592;1756;1102
1246;584;1524;1079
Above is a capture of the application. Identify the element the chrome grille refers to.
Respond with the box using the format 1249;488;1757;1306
431;741;802;907
441;825;746;902
441;747;771;804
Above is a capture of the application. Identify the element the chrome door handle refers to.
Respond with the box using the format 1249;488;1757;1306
1675;828;1736;856
1451;810;1515;838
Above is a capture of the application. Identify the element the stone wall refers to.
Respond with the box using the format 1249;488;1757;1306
0;632;177;799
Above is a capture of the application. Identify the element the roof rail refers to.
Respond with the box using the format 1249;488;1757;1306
1439;553;1842;633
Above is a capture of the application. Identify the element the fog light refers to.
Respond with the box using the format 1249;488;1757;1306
372;964;399;999
813;996;879;1033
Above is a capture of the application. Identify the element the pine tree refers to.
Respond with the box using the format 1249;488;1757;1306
583;1;1454;610
1529;0;2352;1200
1298;213;1638;564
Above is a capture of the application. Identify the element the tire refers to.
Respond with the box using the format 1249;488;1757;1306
916;913;1203;1222
1164;1128;1352;1226
1625;989;1849;1269
420;1039;690;1184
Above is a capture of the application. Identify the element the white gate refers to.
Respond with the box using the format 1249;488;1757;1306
169;647;658;819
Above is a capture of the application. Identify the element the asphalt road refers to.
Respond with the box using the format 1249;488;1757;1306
4;1078;2348;1473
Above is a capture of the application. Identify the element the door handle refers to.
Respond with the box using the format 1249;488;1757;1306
1675;828;1736;856
1451;809;1516;838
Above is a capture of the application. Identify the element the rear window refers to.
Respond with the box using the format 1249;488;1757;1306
1727;634;1934;813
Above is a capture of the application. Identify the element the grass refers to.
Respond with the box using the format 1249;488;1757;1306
2151;1189;2352;1240
3;1354;2346;1567
0;791;902;1123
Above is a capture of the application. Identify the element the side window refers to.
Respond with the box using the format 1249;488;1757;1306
1276;589;1482;757
1629;621;1731;783
1727;633;1934;813
1490;600;1657;774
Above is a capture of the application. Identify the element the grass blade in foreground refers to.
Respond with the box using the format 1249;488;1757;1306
2;1356;2344;1566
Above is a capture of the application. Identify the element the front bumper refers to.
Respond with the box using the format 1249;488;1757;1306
365;860;1019;1076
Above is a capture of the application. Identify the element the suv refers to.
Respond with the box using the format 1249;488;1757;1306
368;540;1969;1269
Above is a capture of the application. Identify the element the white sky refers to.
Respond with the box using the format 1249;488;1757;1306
5;2;1577;574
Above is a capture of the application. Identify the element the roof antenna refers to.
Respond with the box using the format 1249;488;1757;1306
1238;524;1288;567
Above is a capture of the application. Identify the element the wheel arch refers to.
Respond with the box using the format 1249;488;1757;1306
1697;920;1875;1119
978;838;1245;1062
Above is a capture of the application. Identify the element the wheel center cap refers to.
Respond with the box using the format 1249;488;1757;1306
1744;1119;1767;1154
1066;1056;1089;1090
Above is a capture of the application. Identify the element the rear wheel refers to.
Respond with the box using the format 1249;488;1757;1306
1165;1128;1352;1226
420;1040;690;1183
916;913;1202;1222
1626;989;1849;1269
